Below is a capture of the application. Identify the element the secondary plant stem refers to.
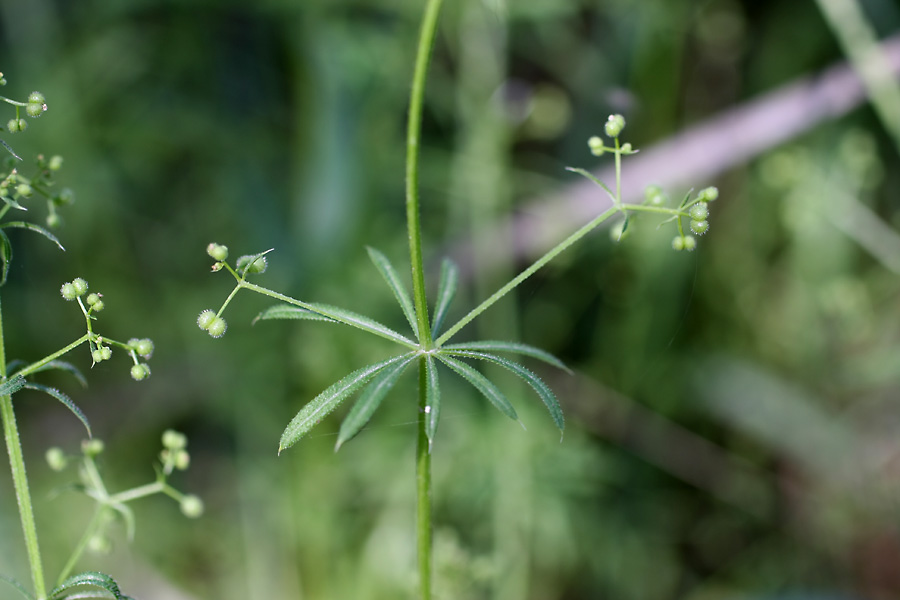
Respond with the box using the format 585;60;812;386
415;360;432;599
0;295;48;600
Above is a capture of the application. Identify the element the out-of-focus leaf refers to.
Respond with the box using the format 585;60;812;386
0;574;33;599
431;258;458;338
424;355;440;448
2;221;64;251
367;246;418;337
49;572;128;600
0;228;11;286
20;360;87;388
335;355;416;450
279;354;414;453
0;375;25;396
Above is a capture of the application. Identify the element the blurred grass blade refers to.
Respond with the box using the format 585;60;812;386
441;340;570;372
279;354;413;453
2;221;65;251
564;167;616;204
430;258;458;338
253;304;338;325
23;383;91;437
424;355;440;448
443;350;564;433
335;355;416;451
306;302;417;348
367;247;419;337
0;229;11;286
436;354;518;421
0;374;25;396
0;574;33;599
49;571;127;600
20;360;87;388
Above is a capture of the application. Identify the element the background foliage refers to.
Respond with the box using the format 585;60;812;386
2;0;900;598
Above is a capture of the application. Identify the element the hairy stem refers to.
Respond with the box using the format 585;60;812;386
415;359;432;600
0;295;47;600
406;0;444;348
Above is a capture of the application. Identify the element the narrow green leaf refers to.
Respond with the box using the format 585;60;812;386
0;228;11;287
678;189;694;209
335;355;416;450
436;354;518;421
430;258;458;338
23;383;91;437
20;360;88;388
424;355;441;448
441;340;570;372
253;304;337;325
367;247;418;337
0;374;25;396
306;302;416;348
49;572;126;600
110;502;136;542
1;194;25;211
0;139;22;161
442;350;564;433
279;354;413;453
565;167;617;204
2;221;65;251
0;574;34;600
237;248;273;277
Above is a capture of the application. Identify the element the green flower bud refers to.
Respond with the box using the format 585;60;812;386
689;202;709;221
207;243;228;261
48;155;63;171
135;338;154;358
6;118;20;133
54;188;75;205
100;346;112;361
162;429;187;450
604;114;625;138
82;439;105;456
206;316;227;338
16;183;32;197
46;212;61;228
60;282;77;300
698;186;719;202
87;534;112;555
174;449;191;471
587;136;604;157
45;447;67;471
683;235;697;251
690;219;709;235
25;102;45;118
621;142;633;153
237;254;267;274
27;91;45;105
71;278;88;296
644;184;667;206
130;363;151;381
86;292;101;306
92;349;104;363
197;309;216;331
180;495;204;518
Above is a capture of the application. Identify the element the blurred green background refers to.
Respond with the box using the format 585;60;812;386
2;0;900;598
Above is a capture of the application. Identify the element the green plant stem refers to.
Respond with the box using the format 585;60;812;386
415;359;432;600
12;333;91;379
406;0;444;348
0;295;48;600
56;506;105;587
436;205;619;345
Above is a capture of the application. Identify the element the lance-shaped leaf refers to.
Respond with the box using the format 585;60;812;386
565;167;617;204
0;228;10;286
1;194;25;211
424;355;441;448
279;354;412;453
49;572;128;600
0;375;25;396
335;355;416;451
431;258;458;338
367;247;418;337
2;221;64;251
442;350;564;433
436;354;518;422
18;360;88;388
305;302;416;348
0;139;22;161
0;574;33;600
441;340;570;372
253;305;338;325
23;383;91;437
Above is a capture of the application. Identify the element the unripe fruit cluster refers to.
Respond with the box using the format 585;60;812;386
60;277;89;301
92;345;112;363
127;337;155;359
198;309;227;338
672;235;697;252
605;114;626;138
207;242;228;262
86;292;104;312
237;254;267;275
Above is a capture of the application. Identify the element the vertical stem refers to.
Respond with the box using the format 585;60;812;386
415;359;432;600
0;296;48;600
405;0;445;347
